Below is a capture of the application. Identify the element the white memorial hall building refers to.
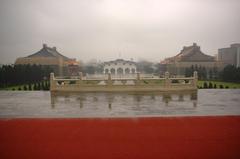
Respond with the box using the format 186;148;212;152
103;59;137;75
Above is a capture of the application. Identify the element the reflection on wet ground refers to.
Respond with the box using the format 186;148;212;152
0;90;240;118
50;91;198;109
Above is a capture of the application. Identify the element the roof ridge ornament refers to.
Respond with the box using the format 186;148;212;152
43;43;47;48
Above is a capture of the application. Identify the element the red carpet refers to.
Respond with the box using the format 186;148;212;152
0;116;240;159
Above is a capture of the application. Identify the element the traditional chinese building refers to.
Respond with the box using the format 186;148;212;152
160;43;222;76
15;44;79;76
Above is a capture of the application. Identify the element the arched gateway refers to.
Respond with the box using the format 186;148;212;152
103;59;137;75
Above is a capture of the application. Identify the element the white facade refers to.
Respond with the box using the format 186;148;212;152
218;43;240;67
103;59;137;74
237;46;240;67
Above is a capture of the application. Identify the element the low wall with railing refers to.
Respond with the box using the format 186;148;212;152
50;72;198;92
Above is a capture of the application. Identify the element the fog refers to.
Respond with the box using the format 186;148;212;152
0;0;240;64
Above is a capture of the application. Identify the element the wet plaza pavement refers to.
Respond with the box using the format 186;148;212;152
0;89;239;118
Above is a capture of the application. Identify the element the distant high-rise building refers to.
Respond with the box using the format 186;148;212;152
218;44;240;67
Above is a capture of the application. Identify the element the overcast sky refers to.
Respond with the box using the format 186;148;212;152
0;0;239;64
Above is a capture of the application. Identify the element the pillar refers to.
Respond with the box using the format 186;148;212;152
164;71;170;87
50;72;55;91
107;73;112;86
193;71;198;88
137;72;140;80
135;72;141;85
108;73;111;80
77;72;83;85
79;72;83;80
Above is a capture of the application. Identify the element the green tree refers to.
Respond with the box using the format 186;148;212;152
220;65;240;82
219;85;224;89
41;81;45;90
37;83;41;90
203;82;208;89
136;60;155;74
214;84;217;89
23;85;27;90
28;84;32;90
33;83;37;90
209;69;213;80
208;82;213;88
202;67;207;80
185;68;191;77
213;67;218;80
0;64;53;88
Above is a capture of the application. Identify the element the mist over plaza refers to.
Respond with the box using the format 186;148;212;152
1;1;240;159
0;0;240;64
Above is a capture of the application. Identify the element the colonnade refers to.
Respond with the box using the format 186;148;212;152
103;67;136;74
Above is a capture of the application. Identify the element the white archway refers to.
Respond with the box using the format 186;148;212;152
110;68;115;74
125;68;130;74
105;69;109;74
131;68;136;74
117;68;123;74
103;59;137;75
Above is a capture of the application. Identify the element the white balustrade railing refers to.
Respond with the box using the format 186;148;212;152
50;71;198;91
